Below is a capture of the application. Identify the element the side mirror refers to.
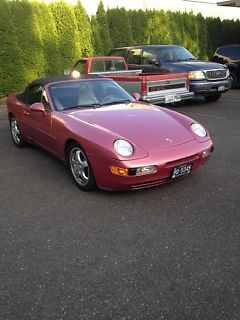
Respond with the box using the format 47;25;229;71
30;102;46;113
64;69;71;75
132;92;141;101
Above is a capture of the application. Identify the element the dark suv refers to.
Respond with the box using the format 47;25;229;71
109;45;232;102
211;44;240;88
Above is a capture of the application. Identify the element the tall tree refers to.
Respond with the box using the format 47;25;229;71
32;2;62;76
129;9;150;45
50;1;81;69
0;0;26;96
74;1;93;57
147;10;172;44
206;17;222;57
107;8;133;47
9;0;45;83
96;1;112;54
196;13;208;60
91;16;104;55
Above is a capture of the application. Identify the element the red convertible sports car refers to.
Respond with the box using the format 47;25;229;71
7;75;213;191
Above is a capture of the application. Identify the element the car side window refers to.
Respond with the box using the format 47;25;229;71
26;85;44;105
73;60;87;73
142;48;157;64
127;48;142;64
91;60;105;72
26;85;51;111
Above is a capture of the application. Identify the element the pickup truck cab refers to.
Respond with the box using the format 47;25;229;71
66;56;193;104
109;45;232;102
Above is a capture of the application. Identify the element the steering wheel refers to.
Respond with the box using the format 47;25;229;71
101;95;119;104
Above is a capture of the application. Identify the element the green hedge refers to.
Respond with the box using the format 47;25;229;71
0;0;240;97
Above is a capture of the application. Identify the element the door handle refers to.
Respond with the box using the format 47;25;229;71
24;111;30;116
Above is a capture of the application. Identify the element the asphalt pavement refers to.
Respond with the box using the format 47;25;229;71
0;91;240;320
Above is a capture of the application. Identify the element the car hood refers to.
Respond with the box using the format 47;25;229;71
64;102;194;151
168;60;226;72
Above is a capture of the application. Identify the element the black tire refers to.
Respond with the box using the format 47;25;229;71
67;142;96;191
205;93;222;103
230;70;238;89
9;115;26;147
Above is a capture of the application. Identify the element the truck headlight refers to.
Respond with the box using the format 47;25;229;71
225;68;230;77
188;71;205;80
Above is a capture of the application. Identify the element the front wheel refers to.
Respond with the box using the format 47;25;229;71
10;116;26;147
68;143;96;191
230;70;238;89
205;93;222;103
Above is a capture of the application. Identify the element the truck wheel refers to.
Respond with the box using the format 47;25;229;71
68;142;97;191
230;70;238;89
205;93;221;103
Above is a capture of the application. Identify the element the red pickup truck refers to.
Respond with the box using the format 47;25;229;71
65;56;194;104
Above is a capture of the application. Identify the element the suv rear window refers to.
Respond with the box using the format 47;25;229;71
217;46;240;59
109;49;125;57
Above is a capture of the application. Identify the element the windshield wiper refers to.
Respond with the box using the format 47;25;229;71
101;99;132;106
183;58;198;61
64;103;101;110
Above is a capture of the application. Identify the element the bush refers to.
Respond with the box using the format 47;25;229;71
107;8;133;47
31;2;62;76
50;1;81;69
74;1;93;57
96;1;112;54
0;0;26;96
9;0;46;82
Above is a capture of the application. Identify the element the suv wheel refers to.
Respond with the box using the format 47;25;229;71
230;70;238;89
205;93;221;103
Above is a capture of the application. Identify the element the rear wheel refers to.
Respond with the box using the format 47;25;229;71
68;143;96;191
10;116;26;147
205;93;221;103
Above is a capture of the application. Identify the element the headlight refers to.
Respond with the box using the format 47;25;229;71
114;139;133;157
71;70;81;78
188;71;205;80
225;68;230;77
191;123;207;137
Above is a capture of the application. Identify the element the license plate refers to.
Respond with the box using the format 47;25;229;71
171;163;192;179
164;94;181;103
218;85;225;92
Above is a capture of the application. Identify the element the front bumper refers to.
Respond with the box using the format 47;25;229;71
88;139;213;191
141;91;194;104
190;78;232;95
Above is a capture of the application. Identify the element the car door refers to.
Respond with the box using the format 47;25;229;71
24;85;59;154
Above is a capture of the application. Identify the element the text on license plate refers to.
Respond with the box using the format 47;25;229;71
171;163;192;179
164;94;181;103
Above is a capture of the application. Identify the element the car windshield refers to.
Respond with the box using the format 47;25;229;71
158;46;197;63
48;79;134;111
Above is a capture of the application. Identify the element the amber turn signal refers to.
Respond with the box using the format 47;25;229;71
110;166;129;176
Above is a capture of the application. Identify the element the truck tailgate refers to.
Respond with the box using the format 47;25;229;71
109;73;194;104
